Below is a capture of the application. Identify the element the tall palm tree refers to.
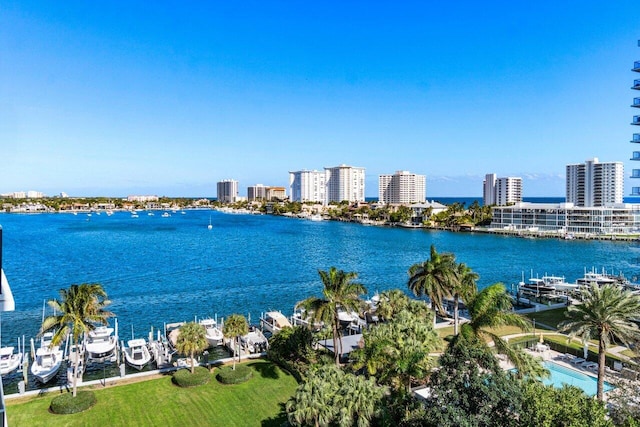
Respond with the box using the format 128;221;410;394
296;267;367;365
375;289;409;321
222;314;248;370
559;283;640;401
408;245;457;325
462;282;534;374
453;262;478;335
175;322;208;374
40;283;113;397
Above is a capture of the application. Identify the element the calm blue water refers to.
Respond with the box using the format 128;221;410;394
1;210;640;347
543;361;614;396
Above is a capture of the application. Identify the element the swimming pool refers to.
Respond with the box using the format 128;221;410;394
543;361;614;396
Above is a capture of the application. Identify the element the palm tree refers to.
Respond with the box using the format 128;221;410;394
408;245;457;325
175;322;208;374
40;283;113;397
375;289;409;321
223;314;248;370
296;267;367;365
462;282;534;374
453;262;478;335
559;283;640;401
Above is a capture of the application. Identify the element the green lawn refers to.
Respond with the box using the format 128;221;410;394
525;307;568;330
7;360;298;427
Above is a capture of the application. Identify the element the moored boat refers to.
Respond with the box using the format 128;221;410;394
30;332;63;383
85;326;117;361
0;346;22;375
260;311;292;335
123;338;153;370
198;318;224;347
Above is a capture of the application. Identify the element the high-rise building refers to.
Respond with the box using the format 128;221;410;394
566;158;623;207
378;171;426;204
217;179;238;203
631;40;640;195
483;174;521;206
324;164;365;204
483;174;497;206
247;184;268;201
289;170;326;203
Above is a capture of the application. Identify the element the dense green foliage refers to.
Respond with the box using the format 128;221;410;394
286;364;387;427
49;390;97;414
172;366;211;387
519;382;612;427
267;326;315;381
216;364;253;384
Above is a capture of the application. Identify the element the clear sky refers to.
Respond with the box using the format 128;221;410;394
1;1;638;197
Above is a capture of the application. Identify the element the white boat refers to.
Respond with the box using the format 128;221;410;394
199;318;224;347
162;212;171;218
239;328;268;354
577;268;619;288
260;311;292;335
85;326;117;360
0;346;21;375
31;332;63;383
66;343;85;383
123;338;153;370
207;216;213;230
131;213;139;218
540;275;579;292
519;277;555;295
309;214;324;222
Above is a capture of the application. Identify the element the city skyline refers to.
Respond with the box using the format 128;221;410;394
1;2;638;197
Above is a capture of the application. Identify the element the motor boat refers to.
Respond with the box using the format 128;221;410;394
260;311;292;335
0;346;21;375
85;326;117;360
239;328;268;354
124;338;153;370
31;332;63;383
198;318;224;347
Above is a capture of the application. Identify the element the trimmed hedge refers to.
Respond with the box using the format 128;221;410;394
172;366;211;387
50;390;97;414
216;364;252;384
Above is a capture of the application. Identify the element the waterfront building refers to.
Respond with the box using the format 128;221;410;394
26;191;44;198
631;40;640;195
247;184;268;202
127;195;159;203
483;174;522;206
289;170;326;203
378;171;426;204
324;164;365;204
266;186;286;201
217;179;239;203
483;174;497;206
408;201;447;224
489;202;640;235
566;158;623;207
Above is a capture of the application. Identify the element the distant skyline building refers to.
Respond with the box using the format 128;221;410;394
127;195;158;203
483;174;522;206
378;170;426;204
324;164;365;204
631;39;640;196
288;170;326;203
217;179;238;203
566;158;623;207
247;184;268;202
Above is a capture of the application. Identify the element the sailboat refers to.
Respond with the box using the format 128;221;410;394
208;216;213;230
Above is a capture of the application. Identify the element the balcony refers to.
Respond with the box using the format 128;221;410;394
632;151;640;160
634;61;640;72
634;98;640;108
634;79;640;90
633;187;640;196
633;169;640;178
632;134;640;143
633;116;640;125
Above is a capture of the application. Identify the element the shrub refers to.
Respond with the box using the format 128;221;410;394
50;390;97;414
216;364;252;384
172;366;211;387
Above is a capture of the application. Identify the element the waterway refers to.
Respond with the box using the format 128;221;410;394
0;210;639;391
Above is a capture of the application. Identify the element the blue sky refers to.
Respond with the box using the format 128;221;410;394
0;1;638;197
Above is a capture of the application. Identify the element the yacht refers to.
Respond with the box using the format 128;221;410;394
260;311;292;335
123;338;153;370
199;318;224;347
576;268;619;288
0;346;22;375
31;332;63;383
239;328;268;354
519;277;556;295
85;326;117;360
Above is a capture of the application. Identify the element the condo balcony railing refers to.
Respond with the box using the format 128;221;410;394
633;170;640;178
633;116;640;125
632;152;640;160
634;79;640;90
634;98;640;107
634;61;640;72
633;187;640;196
633;134;640;143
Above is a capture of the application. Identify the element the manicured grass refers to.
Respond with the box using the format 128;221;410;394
525;307;568;330
7;360;297;427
